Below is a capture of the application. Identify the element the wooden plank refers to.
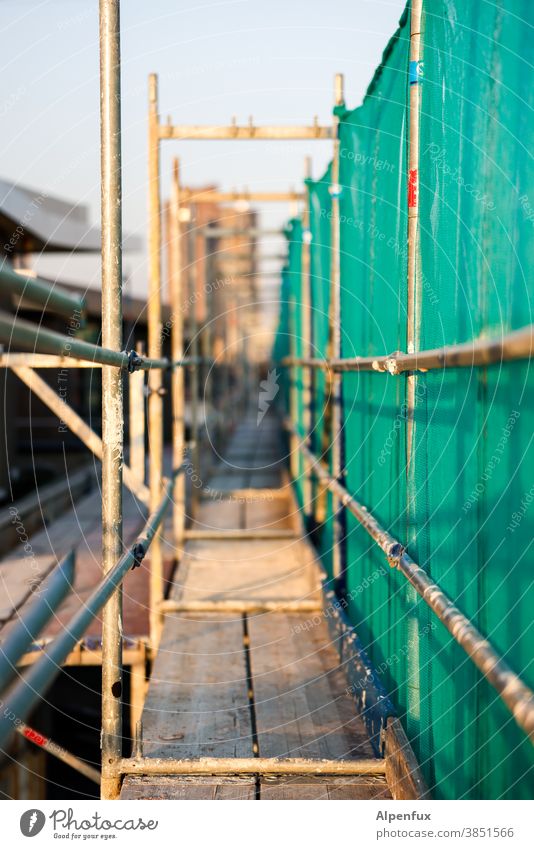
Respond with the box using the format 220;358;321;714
121;775;255;800
140;613;253;760
249;612;375;760
120;612;254;800
171;539;321;608
260;775;391;800
248;612;391;800
383;716;430;800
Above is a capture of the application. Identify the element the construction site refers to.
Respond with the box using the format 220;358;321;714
0;0;533;811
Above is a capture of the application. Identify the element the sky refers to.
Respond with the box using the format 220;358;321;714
1;0;406;304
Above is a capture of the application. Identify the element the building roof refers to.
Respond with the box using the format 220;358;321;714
0;178;141;254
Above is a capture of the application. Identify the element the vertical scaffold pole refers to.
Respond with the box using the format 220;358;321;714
203;234;214;442
329;72;345;581
289;282;298;482
301;156;313;522
147;73;164;648
405;0;424;741
406;0;423;467
169;158;185;554
129;341;145;485
187;220;200;514
99;0;123;801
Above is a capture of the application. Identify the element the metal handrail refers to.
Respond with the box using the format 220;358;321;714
282;324;534;374
0;263;86;320
285;419;534;745
0;310;168;370
0;471;182;755
0;552;75;694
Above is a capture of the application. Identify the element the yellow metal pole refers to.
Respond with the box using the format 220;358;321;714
329;72;344;580
147;72;164;648
406;0;423;467
99;0;123;801
169;158;186;554
301;156;313;521
187;218;200;514
129;342;145;486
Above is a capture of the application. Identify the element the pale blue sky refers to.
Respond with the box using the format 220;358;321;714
1;0;406;296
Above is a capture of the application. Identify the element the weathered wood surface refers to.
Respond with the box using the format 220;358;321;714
172;538;321;608
121;415;391;799
121;775;255;800
259;775;390;800
383;716;429;800
141;613;253;760
249;612;374;760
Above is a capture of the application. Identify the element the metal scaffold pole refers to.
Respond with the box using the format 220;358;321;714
147;72;165;648
187;217;200;514
406;0;423;467
329;72;344;582
99;0;124;801
169;158;186;554
301;155;313;522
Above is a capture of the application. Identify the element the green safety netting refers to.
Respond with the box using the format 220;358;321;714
272;0;534;799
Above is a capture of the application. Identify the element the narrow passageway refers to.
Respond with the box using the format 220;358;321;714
120;411;391;800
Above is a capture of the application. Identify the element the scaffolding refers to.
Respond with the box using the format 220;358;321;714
0;0;532;802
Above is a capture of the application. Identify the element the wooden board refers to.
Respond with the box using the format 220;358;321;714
121;612;255;800
249;612;375;760
120;413;393;800
259;775;390;800
121;775;255;800
383;716;429;800
171;539;321;608
248;612;391;799
141;613;253;759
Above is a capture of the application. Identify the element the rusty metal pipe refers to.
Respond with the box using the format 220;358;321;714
0;310;167;370
99;0;123;801
281;324;534;373
147;72;165;650
169;159;186;554
117;756;386;776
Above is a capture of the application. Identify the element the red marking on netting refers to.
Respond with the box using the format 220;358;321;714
23;727;47;747
408;169;418;207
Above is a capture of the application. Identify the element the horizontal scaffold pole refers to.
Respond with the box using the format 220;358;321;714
285;420;534;745
183;190;304;204
160;599;322;614
116;756;386;776
11;365;150;505
282;324;534;374
0;552;75;695
159;124;333;141
0;354;196;369
0;354;103;368
0;472;181;755
0;310;168;370
203;227;283;238
0;263;85;319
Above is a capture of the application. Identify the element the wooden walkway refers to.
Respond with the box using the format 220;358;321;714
121;412;391;800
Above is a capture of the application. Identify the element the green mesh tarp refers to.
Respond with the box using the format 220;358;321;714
273;0;534;799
